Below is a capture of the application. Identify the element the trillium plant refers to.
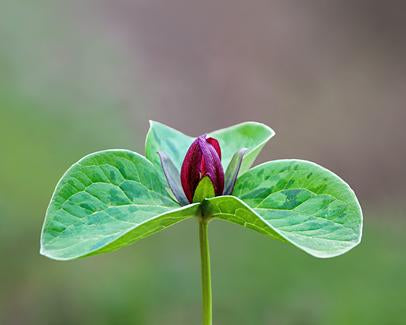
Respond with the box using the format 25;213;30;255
40;121;363;324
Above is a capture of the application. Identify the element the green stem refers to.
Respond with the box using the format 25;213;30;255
199;217;212;325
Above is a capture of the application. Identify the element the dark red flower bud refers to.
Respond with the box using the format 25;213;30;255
181;135;224;203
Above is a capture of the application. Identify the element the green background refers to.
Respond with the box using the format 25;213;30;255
1;0;405;324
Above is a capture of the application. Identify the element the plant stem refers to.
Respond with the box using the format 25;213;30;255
199;217;212;325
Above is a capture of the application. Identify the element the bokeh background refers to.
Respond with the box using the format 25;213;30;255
1;0;405;324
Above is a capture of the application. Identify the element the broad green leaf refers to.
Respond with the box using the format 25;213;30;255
40;150;199;260
193;176;215;203
145;121;274;175
210;122;274;174
145;121;194;175
205;160;362;258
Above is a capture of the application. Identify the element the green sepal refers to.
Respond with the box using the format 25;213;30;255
158;151;189;206
223;148;248;195
193;176;216;203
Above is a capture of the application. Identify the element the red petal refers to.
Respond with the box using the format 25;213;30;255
199;137;224;196
180;138;203;202
208;145;224;195
206;137;222;160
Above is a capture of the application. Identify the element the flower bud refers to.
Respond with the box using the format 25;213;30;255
180;135;224;203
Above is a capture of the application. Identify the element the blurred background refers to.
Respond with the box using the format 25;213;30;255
1;0;405;324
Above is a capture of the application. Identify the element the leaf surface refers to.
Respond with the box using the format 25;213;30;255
40;150;199;260
205;160;362;258
145;121;194;175
145;121;274;175
210;122;274;174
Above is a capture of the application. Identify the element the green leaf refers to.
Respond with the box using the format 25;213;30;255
145;121;274;175
210;122;275;174
40;150;199;260
193;176;215;203
205;160;362;258
145;121;194;175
